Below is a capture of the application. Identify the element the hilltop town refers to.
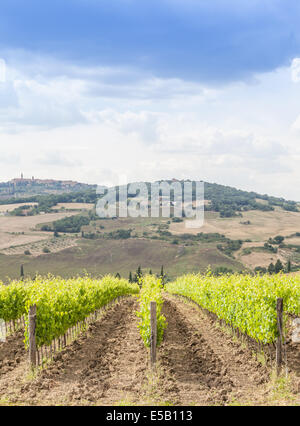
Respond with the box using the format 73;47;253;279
0;174;93;199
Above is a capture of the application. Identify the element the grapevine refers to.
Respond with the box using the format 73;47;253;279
0;275;139;348
166;272;300;344
136;275;167;347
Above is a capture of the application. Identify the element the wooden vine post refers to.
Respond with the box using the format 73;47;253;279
150;301;157;368
28;304;37;369
276;298;284;375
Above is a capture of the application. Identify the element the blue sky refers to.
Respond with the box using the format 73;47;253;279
1;0;300;198
1;0;300;82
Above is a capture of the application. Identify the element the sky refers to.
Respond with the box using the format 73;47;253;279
1;0;300;199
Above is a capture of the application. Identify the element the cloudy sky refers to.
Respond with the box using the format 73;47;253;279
1;0;300;199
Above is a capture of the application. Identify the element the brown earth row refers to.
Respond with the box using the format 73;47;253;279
0;296;299;405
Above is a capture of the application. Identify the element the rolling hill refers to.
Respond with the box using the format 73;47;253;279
0;178;299;281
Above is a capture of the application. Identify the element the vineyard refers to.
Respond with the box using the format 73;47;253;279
166;273;300;344
0;273;299;405
0;276;139;362
137;276;166;347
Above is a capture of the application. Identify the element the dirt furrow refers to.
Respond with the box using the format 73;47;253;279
0;330;25;377
0;294;297;406
0;298;148;406
158;295;270;405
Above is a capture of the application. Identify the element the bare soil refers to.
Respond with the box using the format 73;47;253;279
0;296;298;406
157;295;270;405
170;209;300;241
1;236;78;257
236;248;290;269
0;330;25;377
0;298;149;406
286;318;300;380
51;203;94;211
0;203;38;213
0;212;79;253
0;233;49;252
0;212;78;234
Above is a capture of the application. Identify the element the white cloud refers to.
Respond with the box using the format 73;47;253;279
290;111;300;136
291;58;300;83
0;52;213;133
0;152;20;164
96;109;287;164
0;58;6;83
37;151;82;168
0;50;300;199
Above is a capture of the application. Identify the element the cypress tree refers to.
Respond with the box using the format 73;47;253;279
268;262;275;275
136;266;142;279
275;259;284;274
136;266;143;288
20;264;24;281
160;265;165;286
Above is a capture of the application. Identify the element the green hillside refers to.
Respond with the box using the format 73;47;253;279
0;178;299;282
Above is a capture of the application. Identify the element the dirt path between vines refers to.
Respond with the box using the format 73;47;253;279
0;298;149;406
0;295;298;406
156;295;272;405
0;330;26;377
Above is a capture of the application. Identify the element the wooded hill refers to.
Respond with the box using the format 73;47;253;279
1;179;298;218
